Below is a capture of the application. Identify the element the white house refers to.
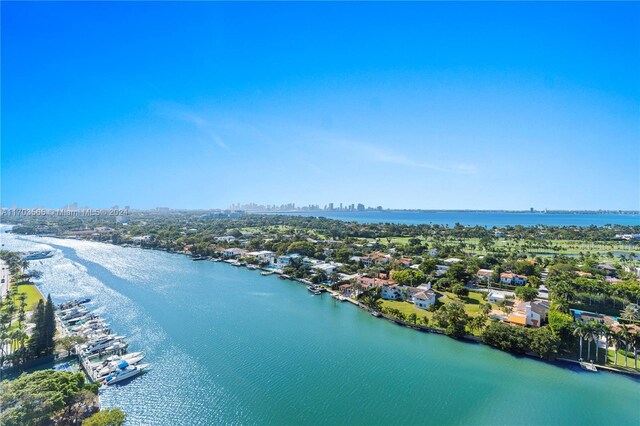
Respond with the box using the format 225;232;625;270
276;253;302;269
508;301;541;327
414;290;437;310
246;250;276;264
222;248;247;258
381;283;403;300
416;283;432;292
215;236;237;243
312;262;342;275
476;269;494;282
488;290;507;304
500;272;527;286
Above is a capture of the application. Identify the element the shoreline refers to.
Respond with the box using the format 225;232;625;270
20;234;640;380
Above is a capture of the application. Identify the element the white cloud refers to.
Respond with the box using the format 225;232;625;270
347;140;478;174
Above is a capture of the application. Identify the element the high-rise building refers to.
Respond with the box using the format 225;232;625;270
357;203;365;211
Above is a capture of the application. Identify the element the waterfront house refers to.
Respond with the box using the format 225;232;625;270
381;283;403;300
223;248;247;258
414;290;437;310
339;284;353;297
488;290;508;304
355;276;394;290
276;253;302;269
476;269;494;282
312;262;342;275
401;286;423;303
246;250;276;264
530;300;550;322
508;301;541;327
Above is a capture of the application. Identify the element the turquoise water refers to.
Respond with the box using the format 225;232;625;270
269;211;640;227
3;234;639;425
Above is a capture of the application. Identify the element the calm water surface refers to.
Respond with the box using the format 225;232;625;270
2;233;639;425
271;211;640;227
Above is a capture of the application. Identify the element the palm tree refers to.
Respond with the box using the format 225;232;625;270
593;323;607;364
584;321;597;361
612;329;625;366
408;313;417;324
620;325;632;367
573;322;587;360
621;304;640;321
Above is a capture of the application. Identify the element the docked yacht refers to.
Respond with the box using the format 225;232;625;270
307;284;323;295
94;353;146;380
103;362;150;385
81;335;126;355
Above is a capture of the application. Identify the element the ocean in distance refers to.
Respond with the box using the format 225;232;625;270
266;211;640;227
3;232;639;425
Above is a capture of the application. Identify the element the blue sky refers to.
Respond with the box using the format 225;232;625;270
2;2;639;210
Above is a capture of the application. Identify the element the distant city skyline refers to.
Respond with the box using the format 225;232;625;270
2;2;639;211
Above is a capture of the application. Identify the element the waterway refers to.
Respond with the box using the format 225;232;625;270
2;233;638;425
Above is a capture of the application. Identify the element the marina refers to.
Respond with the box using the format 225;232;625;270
55;298;150;386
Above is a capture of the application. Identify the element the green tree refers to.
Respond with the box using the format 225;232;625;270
530;327;560;360
515;286;538;302
419;258;437;275
481;321;531;354
0;370;98;426
27;300;45;358
391;269;426;286
83;408;126;426
43;294;56;354
433;302;468;338
451;284;469;298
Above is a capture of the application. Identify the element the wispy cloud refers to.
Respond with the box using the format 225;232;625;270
348;140;478;174
153;102;228;149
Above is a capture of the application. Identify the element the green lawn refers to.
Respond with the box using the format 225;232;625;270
365;235;637;262
605;348;639;371
438;290;489;316
379;299;433;322
12;282;45;310
379;290;490;322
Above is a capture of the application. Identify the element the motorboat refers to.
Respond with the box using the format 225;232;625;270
81;335;126;355
307;285;323;295
94;353;146;380
58;298;91;310
102;362;150;385
371;311;382;317
579;359;598;372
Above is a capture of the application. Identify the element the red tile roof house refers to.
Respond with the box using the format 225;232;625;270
355;276;395;290
339;284;353;297
500;272;527;286
477;269;494;282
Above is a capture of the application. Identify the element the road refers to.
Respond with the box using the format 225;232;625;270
0;259;11;299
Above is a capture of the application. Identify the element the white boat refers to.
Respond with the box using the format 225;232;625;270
81;335;126;355
94;354;146;380
103;362;150;385
579;360;598;372
260;271;274;276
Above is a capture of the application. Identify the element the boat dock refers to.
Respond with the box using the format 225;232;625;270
55;298;149;385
